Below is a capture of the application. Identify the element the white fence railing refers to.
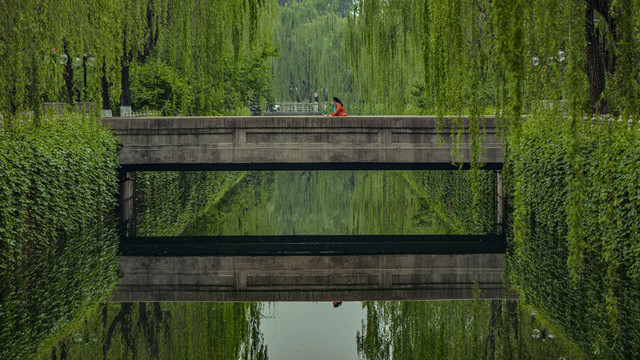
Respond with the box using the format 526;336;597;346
267;103;320;113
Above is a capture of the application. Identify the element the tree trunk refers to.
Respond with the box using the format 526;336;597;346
103;303;132;360
120;57;131;108
506;300;519;339
59;341;68;360
138;3;161;64
483;300;501;360
62;42;75;104
585;4;608;114
82;55;87;102
101;57;111;111
120;33;133;114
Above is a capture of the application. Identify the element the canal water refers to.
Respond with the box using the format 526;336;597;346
50;171;583;359
261;302;365;359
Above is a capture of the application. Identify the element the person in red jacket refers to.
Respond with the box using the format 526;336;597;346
330;97;347;116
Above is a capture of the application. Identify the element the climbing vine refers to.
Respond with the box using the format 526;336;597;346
0;114;121;360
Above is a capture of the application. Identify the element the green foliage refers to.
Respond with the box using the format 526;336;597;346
348;171;442;235
403;170;495;235
130;59;184;115
182;171;274;236
0;0;278;118
0;0;130;118
509;114;640;358
357;300;586;360
0;113;120;360
0;114;120;265
157;0;279;115
184;170;494;238
345;0;497;116
136;171;246;236
272;171;356;234
271;0;352;112
45;302;268;360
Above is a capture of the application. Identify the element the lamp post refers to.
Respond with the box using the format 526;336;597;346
320;88;328;111
531;49;565;68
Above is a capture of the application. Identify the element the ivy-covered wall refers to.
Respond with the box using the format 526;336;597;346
403;170;495;235
509;114;640;358
0;114;121;360
136;171;246;236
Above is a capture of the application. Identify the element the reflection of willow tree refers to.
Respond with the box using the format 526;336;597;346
356;300;585;360
183;170;493;237
49;303;268;359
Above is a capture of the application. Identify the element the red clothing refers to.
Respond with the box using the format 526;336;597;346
330;103;347;116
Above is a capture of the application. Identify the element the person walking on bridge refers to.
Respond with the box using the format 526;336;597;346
330;97;347;116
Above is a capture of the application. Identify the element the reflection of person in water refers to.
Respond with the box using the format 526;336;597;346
333;301;343;308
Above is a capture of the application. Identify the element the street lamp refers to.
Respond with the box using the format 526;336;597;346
531;49;565;67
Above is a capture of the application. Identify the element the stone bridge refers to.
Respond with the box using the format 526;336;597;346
103;116;508;302
101;116;504;172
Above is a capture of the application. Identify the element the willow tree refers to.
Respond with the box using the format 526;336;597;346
48;302;268;359
345;0;497;117
345;0;422;114
271;0;352;110
0;0;277;119
110;0;169;115
498;2;640;358
357;301;586;360
344;0;640;357
493;1;640;357
146;0;278;115
0;0;125;120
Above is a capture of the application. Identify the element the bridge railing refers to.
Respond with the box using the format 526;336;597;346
266;102;320;113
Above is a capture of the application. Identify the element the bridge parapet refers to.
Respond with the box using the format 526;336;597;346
102;116;504;171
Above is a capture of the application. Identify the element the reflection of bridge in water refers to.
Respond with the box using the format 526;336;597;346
109;253;505;302
103;115;508;302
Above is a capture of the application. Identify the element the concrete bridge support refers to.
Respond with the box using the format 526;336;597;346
496;171;505;235
119;172;137;237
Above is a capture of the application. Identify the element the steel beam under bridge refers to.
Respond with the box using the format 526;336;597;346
102;116;504;171
119;234;506;256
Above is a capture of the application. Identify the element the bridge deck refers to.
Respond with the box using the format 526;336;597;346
102;116;504;171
